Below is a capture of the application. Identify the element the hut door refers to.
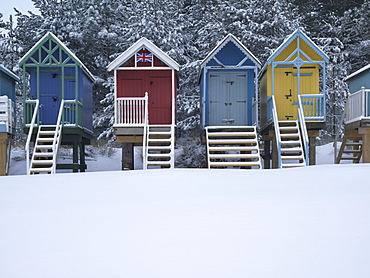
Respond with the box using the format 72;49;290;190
274;68;298;121
148;76;172;124
209;72;247;126
39;69;61;125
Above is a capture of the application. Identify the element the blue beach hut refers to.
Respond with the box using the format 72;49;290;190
19;32;95;174
199;34;262;169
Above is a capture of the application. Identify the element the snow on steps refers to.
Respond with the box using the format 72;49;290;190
278;120;306;168
29;125;61;174
206;126;261;169
145;125;174;169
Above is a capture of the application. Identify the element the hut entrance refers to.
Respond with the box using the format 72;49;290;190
39;69;61;125
209;72;247;126
148;75;172;125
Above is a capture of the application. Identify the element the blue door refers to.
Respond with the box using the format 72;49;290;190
39;69;61;125
209;71;248;126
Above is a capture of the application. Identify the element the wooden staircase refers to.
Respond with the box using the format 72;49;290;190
29;125;62;174
205;126;261;169
277;120;306;168
144;125;174;169
336;131;362;164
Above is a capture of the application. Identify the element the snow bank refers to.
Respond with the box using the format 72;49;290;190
1;164;370;277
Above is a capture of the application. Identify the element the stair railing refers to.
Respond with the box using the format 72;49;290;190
143;92;149;170
298;96;309;165
51;99;65;174
271;95;282;168
170;124;175;169
25;99;40;175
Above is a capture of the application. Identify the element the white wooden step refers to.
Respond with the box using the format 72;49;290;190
281;163;306;168
281;155;304;160
209;162;261;167
147;154;172;158
30;168;52;173
209;154;260;159
208;146;259;152
208;132;257;137
208;139;258;144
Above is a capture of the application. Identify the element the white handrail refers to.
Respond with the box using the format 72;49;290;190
25;99;40;175
298;96;309;165
271;95;282;168
143;93;149;169
51;99;65;174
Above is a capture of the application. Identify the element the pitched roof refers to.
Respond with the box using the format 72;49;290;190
200;34;261;68
19;32;95;82
0;65;20;82
345;64;370;81
107;37;180;72
265;28;329;66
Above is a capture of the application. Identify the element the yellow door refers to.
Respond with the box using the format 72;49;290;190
274;68;298;121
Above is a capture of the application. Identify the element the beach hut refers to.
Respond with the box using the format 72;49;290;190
107;38;179;169
336;64;370;163
19;32;95;174
199;34;262;168
0;65;19;175
259;28;329;168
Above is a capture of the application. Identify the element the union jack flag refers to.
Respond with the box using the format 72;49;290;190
136;53;152;63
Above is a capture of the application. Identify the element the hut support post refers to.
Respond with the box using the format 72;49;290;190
73;142;79;173
359;127;370;163
0;133;9;176
122;143;134;170
272;136;278;169
264;140;271;169
79;142;86;172
308;130;319;166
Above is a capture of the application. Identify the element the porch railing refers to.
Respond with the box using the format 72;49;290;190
24;99;40;127
0;96;14;133
62;99;83;127
115;94;148;125
346;87;370;123
299;94;325;121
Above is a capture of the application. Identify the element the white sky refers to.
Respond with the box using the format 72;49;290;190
1;0;39;21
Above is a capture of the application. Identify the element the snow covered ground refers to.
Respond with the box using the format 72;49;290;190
1;143;370;277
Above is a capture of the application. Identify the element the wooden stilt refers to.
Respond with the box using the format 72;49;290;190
272;136;278;169
309;137;316;166
359;127;370;163
0;133;8;176
263;139;271;169
122;143;134;170
73;142;78;173
79;142;86;172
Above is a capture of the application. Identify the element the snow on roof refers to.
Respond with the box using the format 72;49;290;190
107;37;180;72
200;34;261;68
19;32;95;82
345;63;370;81
0;65;20;82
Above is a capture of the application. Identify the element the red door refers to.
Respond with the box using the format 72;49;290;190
148;75;172;124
